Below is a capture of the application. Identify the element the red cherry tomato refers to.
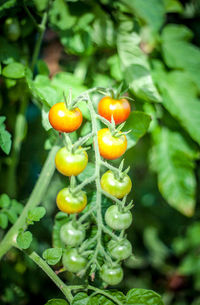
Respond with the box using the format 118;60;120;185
97;128;127;160
98;96;131;125
49;102;82;133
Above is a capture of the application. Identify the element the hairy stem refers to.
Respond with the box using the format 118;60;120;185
0;144;59;260
29;251;73;303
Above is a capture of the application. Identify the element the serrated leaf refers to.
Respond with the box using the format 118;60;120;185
17;231;33;249
164;0;183;13
6;209;17;224
123;111;151;149
10;199;23;214
0;193;10;208
36;59;49;75
27;207;46;222
42;248;62;265
0;0;16;11
33;0;48;11
151;127;198;216
49;0;76;30
72;293;90;305
120;0;165;31
0;117;12;154
126;288;164;305
2;62;25;79
0;213;8;229
117;33;161;103
45;299;68;305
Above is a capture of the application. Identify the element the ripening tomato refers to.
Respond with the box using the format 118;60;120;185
105;205;132;230
108;239;132;261
62;248;86;273
48;102;82;133
60;221;85;247
101;170;132;198
55;146;88;176
100;263;123;285
97;128;127;160
98;96;131;125
56;188;87;214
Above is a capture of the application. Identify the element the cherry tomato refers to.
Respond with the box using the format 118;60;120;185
49;102;82;133
62;248;86;273
97;128;127;160
98;96;131;125
4;18;21;42
100;263;123;285
55;146;88;176
60;221;85;247
108;239;132;260
105;205;132;230
56;188;87;214
101;170;132;198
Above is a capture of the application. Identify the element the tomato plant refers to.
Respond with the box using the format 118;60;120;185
98;128;127;160
98;96;131;125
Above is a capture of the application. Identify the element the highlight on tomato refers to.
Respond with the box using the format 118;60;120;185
97;128;127;160
48;102;82;133
56;187;87;214
55;146;88;176
98;96;131;125
101;170;132;198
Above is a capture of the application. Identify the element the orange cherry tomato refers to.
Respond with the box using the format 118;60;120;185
97;128;127;160
56;187;87;214
48;102;82;133
98;96;131;125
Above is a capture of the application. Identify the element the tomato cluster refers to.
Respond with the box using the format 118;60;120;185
48;92;133;286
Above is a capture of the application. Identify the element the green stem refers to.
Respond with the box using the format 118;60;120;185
29;251;73;303
0;144;60;260
6;96;28;197
31;12;48;71
73;174;96;194
101;189;123;206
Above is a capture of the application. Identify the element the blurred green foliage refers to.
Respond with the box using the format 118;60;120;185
0;0;200;304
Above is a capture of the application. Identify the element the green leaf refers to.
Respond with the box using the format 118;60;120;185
151;127;198;216
42;248;62;265
126;288;164;305
33;0;48;11
0;193;10;208
45;299;68;305
0;36;19;63
77;163;95;182
0;116;12;154
161;24;200;90
6;209;17;224
17;231;33;249
0;213;8;229
120;0;165;31
0;0;16;12
117;32;161;103
49;0;76;30
10;199;23;214
2;62;25;79
72;293;90;305
179;253;200;275
123;111;151;149
108;55;123;82
37;60;49;75
164;0;183;13
155;69;200;145
27;207;46;223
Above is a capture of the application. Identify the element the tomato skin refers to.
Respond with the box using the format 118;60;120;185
56;188;87;214
100;264;123;285
98;96;131;125
49;102;82;133
62;248;86;273
108;239;132;260
60;221;85;247
4;18;21;41
97;128;127;160
105;205;132;230
101;170;132;198
55;147;88;176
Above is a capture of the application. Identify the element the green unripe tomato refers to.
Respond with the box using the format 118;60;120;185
105;205;132;230
100;263;123;285
101;170;132;199
60;221;85;247
62;248;86;273
4;18;21;41
108;239;132;260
